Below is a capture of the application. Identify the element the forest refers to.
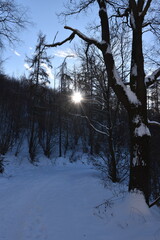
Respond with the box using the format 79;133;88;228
1;0;160;239
0;37;160;202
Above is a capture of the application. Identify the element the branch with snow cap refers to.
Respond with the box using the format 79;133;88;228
145;68;160;87
148;120;160;127
134;123;151;137
64;26;105;50
97;0;141;109
112;66;141;106
45;25;106;50
133;116;151;137
70;113;109;136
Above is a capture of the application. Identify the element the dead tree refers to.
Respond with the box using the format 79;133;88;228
0;0;29;48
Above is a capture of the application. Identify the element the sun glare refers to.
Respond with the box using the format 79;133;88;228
72;92;83;104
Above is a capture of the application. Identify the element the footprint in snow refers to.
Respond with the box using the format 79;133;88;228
23;207;48;240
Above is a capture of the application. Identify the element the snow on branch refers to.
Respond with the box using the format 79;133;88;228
64;26;103;49
45;26;103;51
92;119;109;132
134;123;151;137
71;113;109;136
148;120;160;127
113;66;141;106
145;68;160;87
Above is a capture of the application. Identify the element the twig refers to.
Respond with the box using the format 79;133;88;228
45;32;75;48
148;120;160;127
149;196;160;208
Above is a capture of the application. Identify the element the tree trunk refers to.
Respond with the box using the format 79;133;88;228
59;107;62;157
128;109;150;204
108;128;117;182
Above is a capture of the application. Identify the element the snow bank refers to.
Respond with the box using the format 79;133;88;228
94;191;160;240
0;155;160;240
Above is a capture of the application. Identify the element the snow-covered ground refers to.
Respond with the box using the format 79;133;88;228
0;155;160;240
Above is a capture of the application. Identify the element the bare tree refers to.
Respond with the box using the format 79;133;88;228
0;0;29;49
46;0;160;204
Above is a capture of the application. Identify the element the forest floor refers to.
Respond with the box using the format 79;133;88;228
0;155;160;240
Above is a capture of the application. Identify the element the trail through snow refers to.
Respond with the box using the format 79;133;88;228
0;165;110;240
0;160;160;240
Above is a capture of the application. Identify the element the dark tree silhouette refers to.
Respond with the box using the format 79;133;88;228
25;32;53;162
0;0;29;48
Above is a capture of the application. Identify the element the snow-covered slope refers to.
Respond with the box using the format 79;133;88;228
0;156;160;240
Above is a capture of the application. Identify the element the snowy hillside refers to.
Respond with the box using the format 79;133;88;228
0;155;160;240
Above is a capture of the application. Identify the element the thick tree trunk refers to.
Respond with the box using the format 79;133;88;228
128;110;150;204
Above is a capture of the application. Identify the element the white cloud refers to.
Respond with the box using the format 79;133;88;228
14;50;21;56
41;63;54;80
53;48;77;58
11;49;21;56
24;62;54;80
24;63;31;70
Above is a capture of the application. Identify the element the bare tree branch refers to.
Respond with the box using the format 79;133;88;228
45;32;75;48
64;26;103;49
141;0;152;18
60;0;95;17
148;120;160;127
149;196;160;208
0;0;30;48
145;67;160;87
71;113;109;136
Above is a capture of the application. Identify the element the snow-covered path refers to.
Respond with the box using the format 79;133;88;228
0;165;109;240
0;162;160;240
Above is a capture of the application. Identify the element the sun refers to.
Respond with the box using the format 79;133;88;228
71;91;83;104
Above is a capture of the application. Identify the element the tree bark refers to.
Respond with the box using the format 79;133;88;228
128;109;150;204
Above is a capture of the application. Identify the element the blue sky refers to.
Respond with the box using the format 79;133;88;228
2;0;155;87
2;0;97;87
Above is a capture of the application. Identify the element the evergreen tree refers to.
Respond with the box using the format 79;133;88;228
25;32;53;162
